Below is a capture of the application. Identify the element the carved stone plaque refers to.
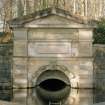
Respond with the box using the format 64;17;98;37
28;41;71;56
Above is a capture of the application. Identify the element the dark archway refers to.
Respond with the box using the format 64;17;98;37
35;70;71;102
39;79;67;91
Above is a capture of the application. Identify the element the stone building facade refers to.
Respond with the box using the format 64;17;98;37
0;33;12;88
9;8;95;89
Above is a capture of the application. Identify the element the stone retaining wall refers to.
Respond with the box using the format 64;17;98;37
0;43;12;88
93;44;105;88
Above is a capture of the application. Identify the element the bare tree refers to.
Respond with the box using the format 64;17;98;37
1;0;105;22
0;0;12;32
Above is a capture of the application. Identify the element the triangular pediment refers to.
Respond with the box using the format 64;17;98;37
9;8;95;28
25;15;87;28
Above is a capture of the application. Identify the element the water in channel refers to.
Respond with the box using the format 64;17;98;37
0;88;104;105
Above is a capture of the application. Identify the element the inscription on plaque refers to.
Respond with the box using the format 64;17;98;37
28;41;71;56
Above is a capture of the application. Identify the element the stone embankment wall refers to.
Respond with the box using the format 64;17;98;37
93;44;105;89
0;43;12;88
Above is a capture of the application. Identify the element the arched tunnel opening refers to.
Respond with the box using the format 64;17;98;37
39;79;67;91
35;70;71;102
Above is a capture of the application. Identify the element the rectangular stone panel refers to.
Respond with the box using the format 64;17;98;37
79;74;93;79
79;29;93;41
71;42;79;57
78;79;93;88
13;89;27;104
79;60;93;71
14;41;27;56
14;29;27;40
13;58;27;88
79;41;92;57
28;41;71;57
28;29;78;40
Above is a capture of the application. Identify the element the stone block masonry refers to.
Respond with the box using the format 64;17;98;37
0;43;12;88
10;8;95;89
93;44;105;89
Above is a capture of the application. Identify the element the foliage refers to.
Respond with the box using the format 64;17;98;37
93;18;105;44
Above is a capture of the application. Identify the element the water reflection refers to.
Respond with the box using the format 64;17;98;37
0;88;104;105
0;89;13;101
93;89;105;103
13;89;93;105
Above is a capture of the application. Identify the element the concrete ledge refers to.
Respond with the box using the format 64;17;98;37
92;102;105;105
0;100;105;105
0;100;23;105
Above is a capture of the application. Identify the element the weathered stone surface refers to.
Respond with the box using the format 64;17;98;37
28;41;71;57
28;29;78;40
13;58;27;88
0;43;12;88
12;12;94;89
14;29;27;40
24;14;90;28
79;41;92;57
79;29;93;41
93;44;105;88
71;42;79;57
13;89;27;104
14;41;27;56
27;58;93;88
